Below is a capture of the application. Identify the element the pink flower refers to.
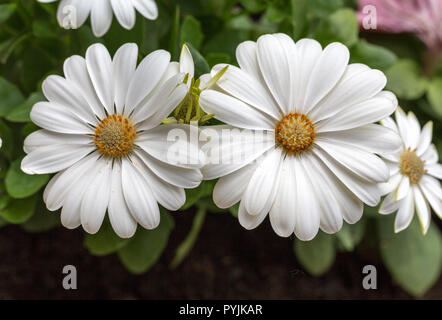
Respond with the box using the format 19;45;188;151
358;0;442;50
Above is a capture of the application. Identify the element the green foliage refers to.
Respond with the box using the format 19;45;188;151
180;15;204;50
5;157;49;199
294;231;336;276
118;212;174;274
350;40;397;71
0;77;24;117
378;216;442;297
84;218;130;256
0;194;36;224
314;8;358;47
385;60;428;100
427;77;442;118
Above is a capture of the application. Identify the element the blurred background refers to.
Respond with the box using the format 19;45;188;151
0;0;441;299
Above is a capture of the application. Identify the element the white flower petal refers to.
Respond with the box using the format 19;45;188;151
80;157;112;234
136;124;205;169
394;192;414;233
86;43;114;114
293;155;320;241
379;172;402;196
413;185;431;234
396;176;410;201
200;90;276;130
200;126;274;179
57;0;91;29
131;0;158;19
417;121;433;156
211;64;281;120
420;176;442;219
121;157;160;229
134;149;202;188
130;155;185;211
131;73;186;126
379;192;401;215
309;151;363;224
243;148;282;216
256;34;296;113
110;0;135;30
317;124;402;156
21;144;94;175
213;163;255;209
179;44;194;78
302;153;343;234
381;116;399;134
23;129;92;154
31;102;92;134
238;199;268;230
406;112;421;150
421;144;439;164
303;42;349;114
235;40;262;81
292;38;322;113
90;0;113;37
426;163;442;179
269;157;296;237
315;139;389;183
107;160;137;238
42;75;97;124
313;147;381;206
63;55;106;119
113;43;138;114
125;49;171;116
395;107;411;148
309;66;386;122
316;93;396;132
43;152;99;211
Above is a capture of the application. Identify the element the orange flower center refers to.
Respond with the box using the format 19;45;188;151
399;148;426;183
275;112;315;154
94;114;136;157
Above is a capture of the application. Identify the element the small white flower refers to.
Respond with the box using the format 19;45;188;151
38;0;158;37
200;33;401;240
379;108;442;234
21;43;205;238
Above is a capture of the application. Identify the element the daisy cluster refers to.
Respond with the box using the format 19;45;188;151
1;1;437;245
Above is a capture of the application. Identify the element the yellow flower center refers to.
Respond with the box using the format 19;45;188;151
399;148;426;183
94;114;136;157
275;112;315;154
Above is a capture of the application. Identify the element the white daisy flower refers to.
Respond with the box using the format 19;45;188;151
199;33;401;240
379;108;442;234
21;43;205;238
38;0;158;37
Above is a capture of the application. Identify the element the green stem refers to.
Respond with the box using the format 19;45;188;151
170;205;207;269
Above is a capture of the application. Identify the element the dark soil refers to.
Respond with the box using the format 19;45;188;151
0;210;440;299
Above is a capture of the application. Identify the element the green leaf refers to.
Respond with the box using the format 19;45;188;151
0;194;37;224
118;212;174;274
33;20;59;38
307;0;344;18
6;92;44;123
84;218;130;256
5;158;50;199
228;202;239;218
21;200;60;233
185;42;210;78
170;205;206;268
180;15;204;50
182;180;216;210
291;0;308;40
314;8;358;47
378;216;442;297
350;40;398;70
427;77;442;118
205;52;231;68
0;76;25;117
335;220;366;251
0;118;14;159
294;231;336;276
266;4;287;23
385;60;428;100
0;3;16;23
